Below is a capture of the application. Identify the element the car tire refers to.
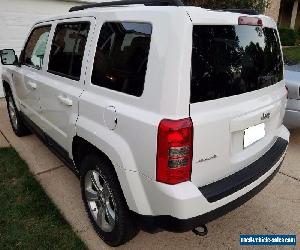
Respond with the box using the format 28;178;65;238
80;153;139;246
5;89;30;137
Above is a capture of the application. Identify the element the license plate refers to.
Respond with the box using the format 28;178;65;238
243;123;265;148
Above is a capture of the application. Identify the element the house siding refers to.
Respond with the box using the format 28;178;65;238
0;0;82;97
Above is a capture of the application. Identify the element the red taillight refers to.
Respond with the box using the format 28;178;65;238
238;16;263;26
156;118;193;185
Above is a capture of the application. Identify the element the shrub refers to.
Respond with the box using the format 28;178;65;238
278;27;298;46
184;0;270;13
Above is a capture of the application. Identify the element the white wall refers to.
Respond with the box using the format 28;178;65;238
0;0;82;97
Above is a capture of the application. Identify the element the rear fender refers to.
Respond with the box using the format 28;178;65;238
74;120;153;215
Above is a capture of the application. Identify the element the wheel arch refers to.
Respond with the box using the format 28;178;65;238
2;80;11;95
71;135;151;214
72;136;113;172
2;74;20;111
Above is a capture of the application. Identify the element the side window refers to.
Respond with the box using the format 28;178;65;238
91;22;152;97
48;22;90;80
23;26;51;69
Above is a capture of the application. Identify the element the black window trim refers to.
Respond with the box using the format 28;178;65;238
22;24;52;70
47;70;80;81
47;21;91;81
91;21;153;98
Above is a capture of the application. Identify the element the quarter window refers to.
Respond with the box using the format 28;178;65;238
23;26;51;69
48;22;90;80
91;22;152;97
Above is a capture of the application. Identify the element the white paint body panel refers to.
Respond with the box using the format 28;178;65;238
37;17;96;151
1;6;290;219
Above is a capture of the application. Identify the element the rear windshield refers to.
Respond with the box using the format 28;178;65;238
191;25;283;103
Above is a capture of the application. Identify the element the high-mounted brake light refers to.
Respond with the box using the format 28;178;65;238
238;16;263;26
156;118;193;185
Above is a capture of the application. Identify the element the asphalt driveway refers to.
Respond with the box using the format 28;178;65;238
0;99;299;249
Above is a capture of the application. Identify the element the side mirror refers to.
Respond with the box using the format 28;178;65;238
0;49;18;65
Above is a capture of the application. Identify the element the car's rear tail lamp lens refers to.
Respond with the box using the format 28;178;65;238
238;16;263;26
156;118;193;185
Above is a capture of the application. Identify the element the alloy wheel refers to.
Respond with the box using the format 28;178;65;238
8;95;18;130
84;169;116;232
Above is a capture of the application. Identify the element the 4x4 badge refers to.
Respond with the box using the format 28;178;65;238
196;154;217;163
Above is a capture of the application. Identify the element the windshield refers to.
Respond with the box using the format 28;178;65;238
191;25;283;103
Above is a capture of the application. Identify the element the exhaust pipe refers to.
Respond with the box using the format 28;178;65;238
192;225;208;236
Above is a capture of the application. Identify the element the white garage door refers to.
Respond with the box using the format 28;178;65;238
0;0;83;97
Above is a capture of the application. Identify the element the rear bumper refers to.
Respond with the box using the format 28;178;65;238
199;137;288;203
135;162;282;232
133;134;288;232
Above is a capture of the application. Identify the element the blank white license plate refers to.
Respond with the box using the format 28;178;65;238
243;123;265;148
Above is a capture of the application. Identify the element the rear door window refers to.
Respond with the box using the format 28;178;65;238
191;25;283;103
48;22;90;80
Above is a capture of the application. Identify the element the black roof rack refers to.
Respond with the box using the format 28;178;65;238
69;0;184;12
223;9;259;15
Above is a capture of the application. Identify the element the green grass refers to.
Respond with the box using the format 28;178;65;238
283;46;300;64
0;147;87;250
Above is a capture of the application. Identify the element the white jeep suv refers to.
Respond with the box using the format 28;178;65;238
0;0;290;246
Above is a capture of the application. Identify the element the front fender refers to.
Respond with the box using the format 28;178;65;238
2;66;20;110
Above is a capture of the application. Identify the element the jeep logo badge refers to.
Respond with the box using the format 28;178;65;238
261;112;270;121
